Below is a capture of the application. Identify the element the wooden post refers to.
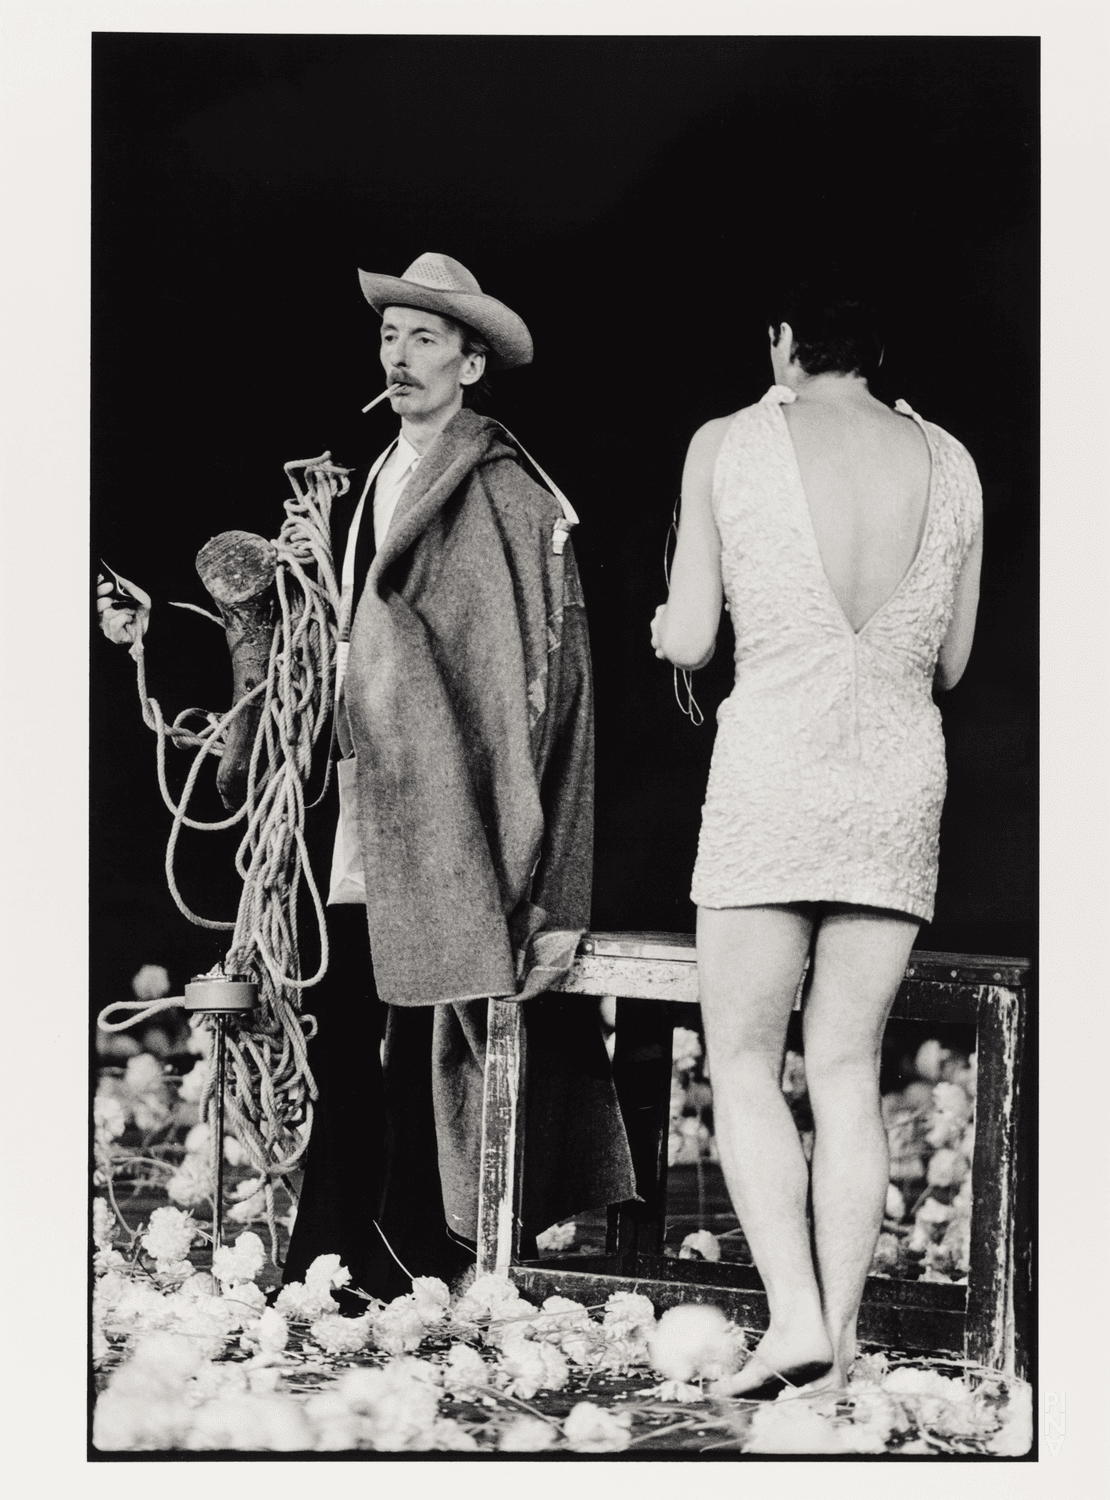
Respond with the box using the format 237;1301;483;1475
965;981;1026;1376
476;999;527;1276
195;530;279;810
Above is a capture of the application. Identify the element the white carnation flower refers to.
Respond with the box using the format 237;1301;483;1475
228;1184;267;1224
915;1196;954;1231
93;1270;131;1314
563;1401;632;1453
535;1294;592;1335
132;964;171;1002
595;1333;652;1372
187;1016;213;1057
497;1332;569;1399
124;1052;172;1130
107;1281;178;1333
535;1220;577;1255
274;1259;350;1323
223;1135;247;1167
441;1342;489;1390
988;1381;1033;1455
499;1415;558;1451
411;1276;450;1325
373;1295;426;1354
648;1303;736;1382
603;1290;657;1338
914;1039;952;1082
926;1147;970;1189
451;1272;529;1326
177;1058;209;1104
303;1391;366;1450
672;1026;703;1073
166;1152;210;1208
185;1392;314;1451
870;1231;903;1276
304;1253;351;1297
93;1196;115;1250
698;1320;748;1381
336;1363;441;1452
211;1231;266;1286
141;1207;199;1268
431;1417;480;1451
221;1280;267;1328
310;1313;374;1356
254;1308;289;1355
926;1081;973;1150
680;1230;721;1262
170;1304;233;1360
745;1402;848;1454
94;1091;127;1143
93;1392;191;1451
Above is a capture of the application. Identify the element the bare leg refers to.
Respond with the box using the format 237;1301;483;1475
697;905;832;1390
802;907;919;1382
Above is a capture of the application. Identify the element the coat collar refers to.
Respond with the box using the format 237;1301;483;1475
368;408;516;582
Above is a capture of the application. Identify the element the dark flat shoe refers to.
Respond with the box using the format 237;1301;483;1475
735;1359;835;1402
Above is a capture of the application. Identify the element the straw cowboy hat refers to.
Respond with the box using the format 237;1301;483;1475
358;252;533;370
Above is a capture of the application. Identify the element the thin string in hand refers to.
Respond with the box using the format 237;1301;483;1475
663;496;704;726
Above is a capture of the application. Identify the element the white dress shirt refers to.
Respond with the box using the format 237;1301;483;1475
328;432;421;905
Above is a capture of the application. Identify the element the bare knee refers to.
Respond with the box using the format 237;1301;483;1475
803;1044;883;1130
706;1032;785;1086
803;1042;881;1098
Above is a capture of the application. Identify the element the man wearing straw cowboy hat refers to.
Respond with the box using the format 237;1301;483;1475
281;252;634;1299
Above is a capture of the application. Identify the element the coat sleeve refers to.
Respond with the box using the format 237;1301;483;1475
483;459;595;935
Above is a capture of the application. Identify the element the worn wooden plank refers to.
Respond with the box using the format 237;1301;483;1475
534;1254;965;1311
890;981;982;1024
554;936;1029;1020
510;1265;967;1359
965;984;1025;1375
560;951;699;1004
1011;980;1034;1383
475;999;526;1276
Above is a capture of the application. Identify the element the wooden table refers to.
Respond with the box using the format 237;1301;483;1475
475;932;1030;1379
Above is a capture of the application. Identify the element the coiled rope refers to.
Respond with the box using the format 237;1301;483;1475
97;453;350;1260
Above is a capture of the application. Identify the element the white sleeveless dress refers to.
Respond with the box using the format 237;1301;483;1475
690;385;982;922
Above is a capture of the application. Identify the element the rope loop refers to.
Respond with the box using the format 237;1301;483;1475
103;452;348;1263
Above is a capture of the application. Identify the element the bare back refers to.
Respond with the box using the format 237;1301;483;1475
782;397;931;634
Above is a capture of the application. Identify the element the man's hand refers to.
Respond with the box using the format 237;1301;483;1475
96;571;151;653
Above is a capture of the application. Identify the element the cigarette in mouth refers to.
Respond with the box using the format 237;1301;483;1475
362;385;409;413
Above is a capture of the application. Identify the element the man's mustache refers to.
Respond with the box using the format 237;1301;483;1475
389;375;422;388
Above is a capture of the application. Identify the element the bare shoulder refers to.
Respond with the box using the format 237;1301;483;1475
911;413;982;491
684;411;739;479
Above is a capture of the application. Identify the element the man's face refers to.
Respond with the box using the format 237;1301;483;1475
380;305;483;422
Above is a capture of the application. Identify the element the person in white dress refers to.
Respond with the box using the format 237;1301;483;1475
651;284;983;1396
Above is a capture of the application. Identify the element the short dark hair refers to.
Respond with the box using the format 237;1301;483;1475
769;282;884;381
444;315;492;410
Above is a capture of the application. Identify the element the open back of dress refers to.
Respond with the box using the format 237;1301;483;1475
690;384;982;923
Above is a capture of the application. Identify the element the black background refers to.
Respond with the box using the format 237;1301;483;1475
90;34;1038;1012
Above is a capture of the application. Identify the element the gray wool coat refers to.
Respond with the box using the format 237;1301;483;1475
341;407;635;1238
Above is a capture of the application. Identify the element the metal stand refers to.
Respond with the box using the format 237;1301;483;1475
184;974;257;1257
